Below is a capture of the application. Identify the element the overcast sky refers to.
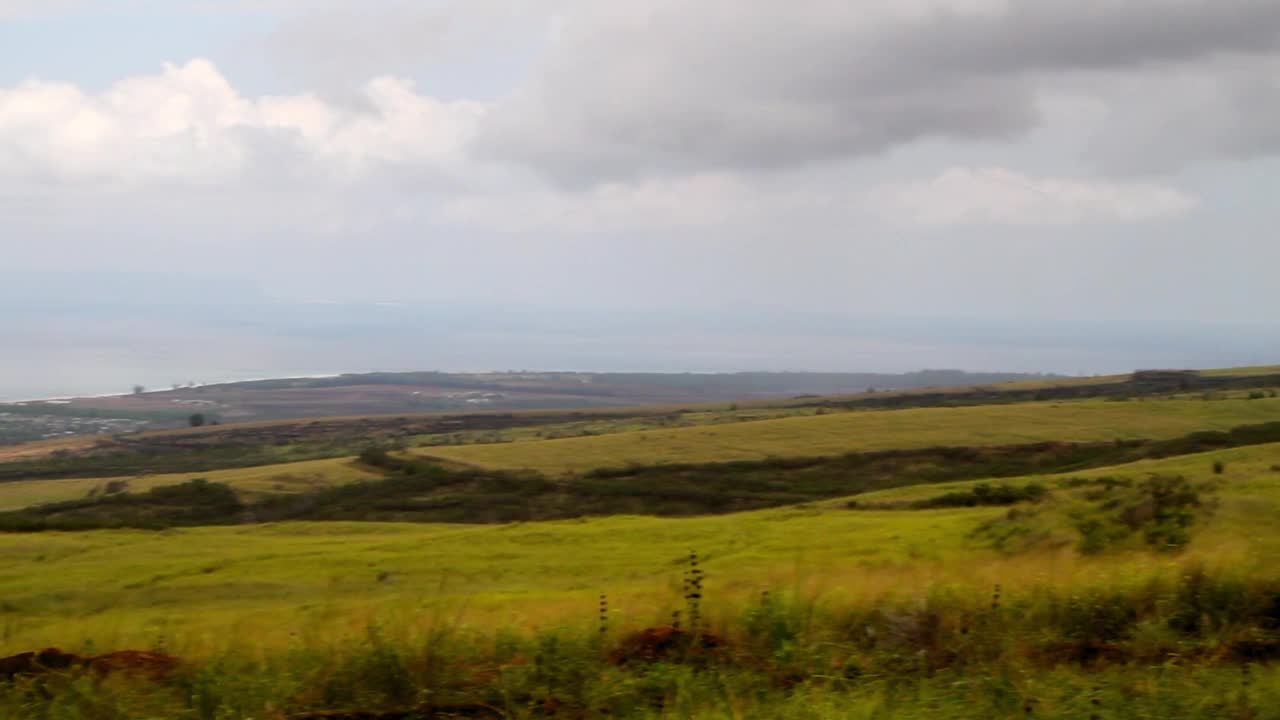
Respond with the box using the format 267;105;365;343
2;0;1279;393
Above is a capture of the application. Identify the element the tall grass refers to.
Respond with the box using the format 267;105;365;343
4;566;1280;719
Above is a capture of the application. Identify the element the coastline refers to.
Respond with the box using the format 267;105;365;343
0;373;344;406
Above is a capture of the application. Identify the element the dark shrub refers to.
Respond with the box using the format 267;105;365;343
911;482;1048;509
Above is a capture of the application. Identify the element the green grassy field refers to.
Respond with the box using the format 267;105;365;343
422;397;1280;473
858;440;1280;555
3;441;1278;657
3;441;1280;718
0;505;996;655
0;457;380;511
411;406;824;448
5;373;1280;718
1202;364;1280;376
859;439;1280;504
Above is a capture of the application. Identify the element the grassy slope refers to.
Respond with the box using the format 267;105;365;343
859;439;1280;503
1201;364;1280;376
412;406;823;447
0;506;988;653
0;435;99;462
423;397;1280;473
4;442;1280;655
0;457;380;511
853;439;1280;553
5;398;1280;717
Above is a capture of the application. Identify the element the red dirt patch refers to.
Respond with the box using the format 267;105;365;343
609;625;727;666
0;648;79;680
87;650;182;679
290;706;503;719
0;647;181;682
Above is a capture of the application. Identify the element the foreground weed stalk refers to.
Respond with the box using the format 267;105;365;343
685;550;705;632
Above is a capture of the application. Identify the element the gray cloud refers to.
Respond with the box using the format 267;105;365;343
1083;54;1280;172
887;0;1280;75
475;0;1280;183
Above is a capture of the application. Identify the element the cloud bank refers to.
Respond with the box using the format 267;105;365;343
3;0;1279;331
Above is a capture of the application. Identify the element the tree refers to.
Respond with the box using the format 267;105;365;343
132;385;145;395
189;413;206;428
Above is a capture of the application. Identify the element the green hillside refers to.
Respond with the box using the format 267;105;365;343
424;397;1280;473
2;441;1278;654
0;457;379;511
4;368;1280;719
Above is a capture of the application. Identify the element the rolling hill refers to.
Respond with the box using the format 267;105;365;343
3;365;1280;719
422;396;1280;473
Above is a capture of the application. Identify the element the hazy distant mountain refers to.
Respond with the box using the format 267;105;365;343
2;271;1278;402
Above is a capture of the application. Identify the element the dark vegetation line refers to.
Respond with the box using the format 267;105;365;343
5;420;1280;531
0;410;655;483
799;369;1280;411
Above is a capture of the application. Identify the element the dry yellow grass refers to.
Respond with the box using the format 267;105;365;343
1201;364;1280;377
0;435;100;462
0;456;380;511
422;397;1280;474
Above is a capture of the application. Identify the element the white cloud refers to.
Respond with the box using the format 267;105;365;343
874;167;1199;226
0;59;486;187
